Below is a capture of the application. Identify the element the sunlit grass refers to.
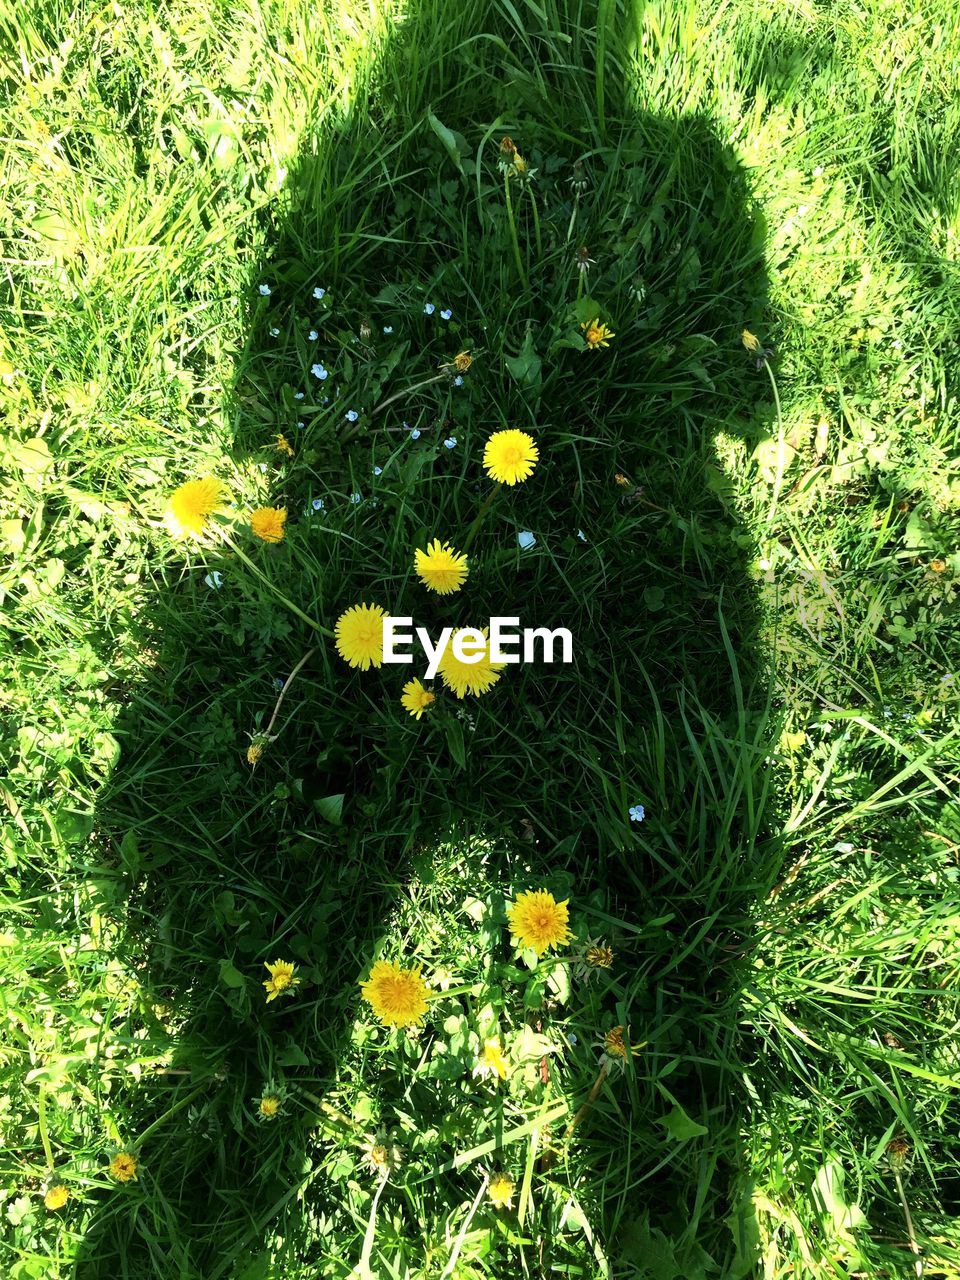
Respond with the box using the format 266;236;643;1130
1;0;958;1276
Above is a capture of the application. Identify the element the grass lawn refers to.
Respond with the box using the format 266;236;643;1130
1;0;959;1276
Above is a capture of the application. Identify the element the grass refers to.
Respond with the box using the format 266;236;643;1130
1;0;958;1276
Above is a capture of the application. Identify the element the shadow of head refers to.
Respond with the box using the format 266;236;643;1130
76;3;776;1275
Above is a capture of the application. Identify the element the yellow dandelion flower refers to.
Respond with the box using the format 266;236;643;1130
437;628;505;699
335;602;386;670
453;350;473;373
741;328;761;353
581;318;615;350
164;476;227;540
360;959;430;1028
246;732;271;766
109;1152;138;1183
401;678;435;720
250;506;287;543
258;1094;282;1119
603;1025;628;1059
414;539;469;594
614;472;631;488
483;429;539;486
507;889;572;956
930;558;947;573
275;434;294;457
487;1173;514;1210
513;154;527;176
44;1184;69;1211
473;1037;509;1083
263;959;300;1003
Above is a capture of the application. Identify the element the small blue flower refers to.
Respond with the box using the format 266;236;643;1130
349;492;362;504
313;287;326;300
410;428;421;440
273;676;285;691
257;462;268;474
294;391;304;400
383;325;393;334
345;409;359;423
269;326;280;337
517;530;536;550
423;303;435;315
577;529;587;542
443;437;457;449
629;804;645;823
312;497;324;512
258;283;272;296
311;363;328;380
296;420;305;429
373;465;382;476
440;308;452;320
308;329;318;341
453;375;463;387
203;571;223;589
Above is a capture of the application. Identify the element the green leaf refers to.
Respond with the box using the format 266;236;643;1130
276;1041;310;1067
504;325;542;390
426;109;465;175
6;437;53;488
236;1254;272;1280
218;959;246;990
0;519;24;554
444;717;466;769
119;831;142;878
573;295;599;325
546;961;570;1005
314;793;344;825
659;1104;708;1141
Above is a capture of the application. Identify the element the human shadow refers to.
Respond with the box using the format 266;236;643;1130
74;3;779;1277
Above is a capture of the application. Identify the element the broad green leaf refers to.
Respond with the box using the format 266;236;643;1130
314;793;344;825
218;959;246;990
659;1104;708;1141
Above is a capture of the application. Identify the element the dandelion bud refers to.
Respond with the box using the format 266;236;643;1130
886;1137;911;1174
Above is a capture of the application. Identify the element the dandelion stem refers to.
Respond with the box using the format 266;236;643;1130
566;189;580;245
357;1168;389;1280
38;1087;54;1169
763;356;787;534
540;1061;609;1172
297;1090;355;1135
264;648;316;739
894;1169;924;1278
504;172;529;292
527;186;543;259
440;1174;489;1278
136;1081;210;1147
370;372;446;420
461;487;499;552
220;535;333;639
